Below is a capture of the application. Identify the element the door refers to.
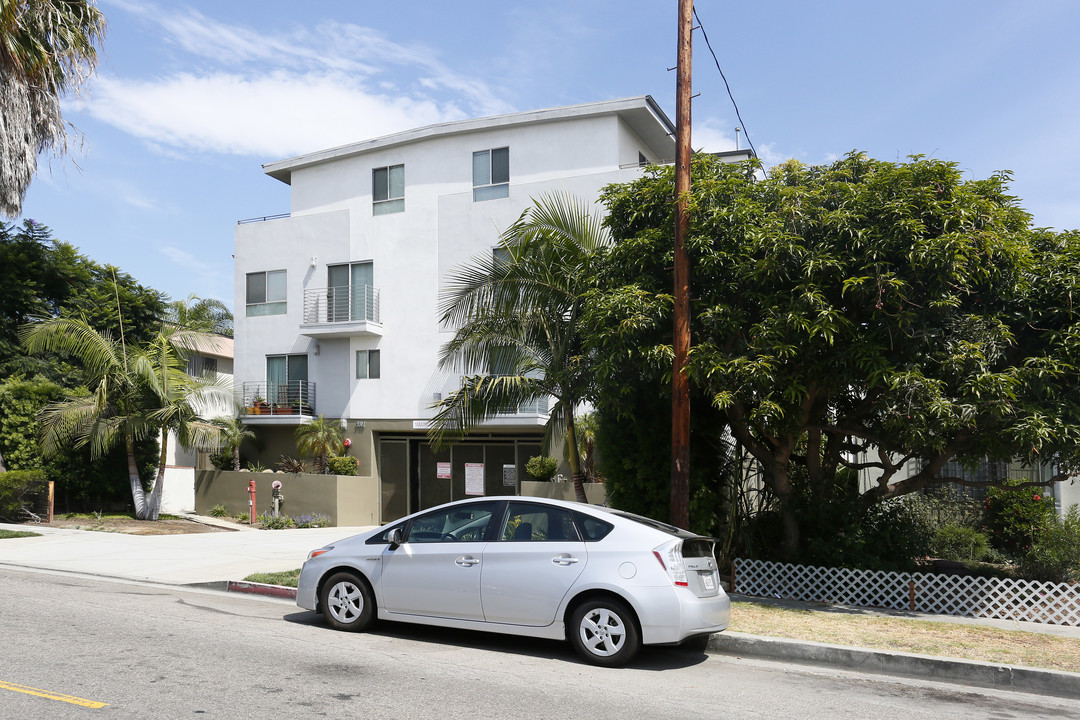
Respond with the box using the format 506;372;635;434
266;354;308;408
378;502;498;622
328;262;373;322
480;501;587;626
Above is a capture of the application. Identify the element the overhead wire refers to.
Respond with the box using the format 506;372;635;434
692;7;758;159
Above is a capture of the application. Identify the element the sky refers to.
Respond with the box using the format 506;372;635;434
17;0;1080;309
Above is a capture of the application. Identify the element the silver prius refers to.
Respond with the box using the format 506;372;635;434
296;497;730;666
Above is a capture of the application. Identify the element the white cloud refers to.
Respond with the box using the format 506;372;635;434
88;72;469;157
87;3;512;158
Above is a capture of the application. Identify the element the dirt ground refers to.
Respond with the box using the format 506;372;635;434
30;515;232;536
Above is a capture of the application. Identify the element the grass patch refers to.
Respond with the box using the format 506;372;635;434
729;600;1080;672
0;529;41;539
243;568;301;587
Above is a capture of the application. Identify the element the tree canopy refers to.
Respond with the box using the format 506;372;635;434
588;152;1080;559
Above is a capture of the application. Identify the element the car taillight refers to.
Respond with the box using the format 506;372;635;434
653;541;688;587
307;546;333;561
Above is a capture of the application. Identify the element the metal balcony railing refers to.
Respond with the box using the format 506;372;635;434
241;381;316;417
303;285;380;325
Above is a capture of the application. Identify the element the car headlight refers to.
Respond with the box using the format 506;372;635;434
307;546;334;561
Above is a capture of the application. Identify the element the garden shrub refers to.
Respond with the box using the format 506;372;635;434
0;469;46;521
209;452;233;471
1020;506;1080;583
525;455;558;481
327;456;358;476
931;523;990;561
985;480;1056;554
208;504;228;517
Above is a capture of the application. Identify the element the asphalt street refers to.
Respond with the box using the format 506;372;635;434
4;569;1078;720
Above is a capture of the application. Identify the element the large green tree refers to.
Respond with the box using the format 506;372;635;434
22;318;227;519
429;192;611;503
1;0;105;217
589;152;1080;560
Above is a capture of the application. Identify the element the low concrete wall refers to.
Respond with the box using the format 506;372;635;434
195;470;381;527
520;480;607;505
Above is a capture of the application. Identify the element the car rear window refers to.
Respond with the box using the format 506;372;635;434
572;511;614;541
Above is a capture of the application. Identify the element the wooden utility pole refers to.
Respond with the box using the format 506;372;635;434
671;0;693;529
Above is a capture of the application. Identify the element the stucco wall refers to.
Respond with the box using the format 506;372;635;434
195;470;380;527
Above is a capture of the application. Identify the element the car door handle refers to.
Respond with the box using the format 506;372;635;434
551;554;579;566
455;556;480;567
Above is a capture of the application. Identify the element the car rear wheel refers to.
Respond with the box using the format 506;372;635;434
320;572;375;632
569;598;640;667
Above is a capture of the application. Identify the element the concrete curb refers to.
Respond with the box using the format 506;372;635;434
707;631;1080;700
226;580;297;600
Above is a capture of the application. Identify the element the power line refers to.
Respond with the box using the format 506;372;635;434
693;7;758;159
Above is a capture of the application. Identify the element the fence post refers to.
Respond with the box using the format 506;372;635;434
909;579;915;611
47;481;54;524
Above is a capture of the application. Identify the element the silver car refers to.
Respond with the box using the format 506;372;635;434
296;497;730;666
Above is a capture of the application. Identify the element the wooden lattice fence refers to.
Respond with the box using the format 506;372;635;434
732;558;1080;627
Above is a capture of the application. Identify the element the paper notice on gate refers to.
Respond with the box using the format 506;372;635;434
437;462;451;479
465;463;484;495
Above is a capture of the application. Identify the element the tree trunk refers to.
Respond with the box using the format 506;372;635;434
0;448;6;473
232;445;240;471
127;432;150;519
144;427;169;521
564;408;588;503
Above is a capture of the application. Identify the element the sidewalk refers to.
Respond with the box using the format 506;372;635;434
0;518;372;585
2;519;1079;699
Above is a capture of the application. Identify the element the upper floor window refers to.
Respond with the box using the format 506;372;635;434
357;349;381;379
473;147;509;201
246;270;286;316
373;164;404;215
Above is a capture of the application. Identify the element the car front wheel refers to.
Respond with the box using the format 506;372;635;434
319;572;375;632
569;598;641;667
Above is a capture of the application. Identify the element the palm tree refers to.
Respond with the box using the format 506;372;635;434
214;417;254;471
1;0;106;218
166;295;233;337
21;317;227;519
430;192;611;503
294;415;344;473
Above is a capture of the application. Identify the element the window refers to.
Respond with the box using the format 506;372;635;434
328;262;374;322
186;355;217;377
472;147;509;201
405;502;496;542
357;349;380;379
266;354;308;408
501;501;580;542
372;164;404;215
638;151;648;166
246;270;286;316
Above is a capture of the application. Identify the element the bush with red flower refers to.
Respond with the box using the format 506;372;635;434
984;479;1056;556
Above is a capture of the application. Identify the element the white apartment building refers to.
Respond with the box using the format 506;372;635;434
234;96;677;522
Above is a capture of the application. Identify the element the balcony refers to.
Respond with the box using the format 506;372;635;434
300;285;382;338
241;381;316;421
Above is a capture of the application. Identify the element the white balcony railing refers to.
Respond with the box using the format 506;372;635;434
303;285;380;325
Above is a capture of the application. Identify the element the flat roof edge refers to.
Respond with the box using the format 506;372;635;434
264;95;672;183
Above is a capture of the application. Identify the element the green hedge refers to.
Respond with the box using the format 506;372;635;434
0;469;47;521
327;456;358;476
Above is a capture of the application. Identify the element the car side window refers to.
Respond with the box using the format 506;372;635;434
366;523;405;544
405;503;496;543
500;502;581;542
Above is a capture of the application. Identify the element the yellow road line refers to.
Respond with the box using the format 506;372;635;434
0;679;107;709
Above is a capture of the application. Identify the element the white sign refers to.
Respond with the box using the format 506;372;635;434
436;462;451;479
502;464;517;487
412;420;430;430
465;463;485;496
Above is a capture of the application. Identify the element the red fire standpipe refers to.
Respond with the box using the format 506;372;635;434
248;479;257;524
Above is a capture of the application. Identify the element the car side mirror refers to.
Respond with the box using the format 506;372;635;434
387;527;404;546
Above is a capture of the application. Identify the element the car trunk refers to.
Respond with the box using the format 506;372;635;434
681;539;720;598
